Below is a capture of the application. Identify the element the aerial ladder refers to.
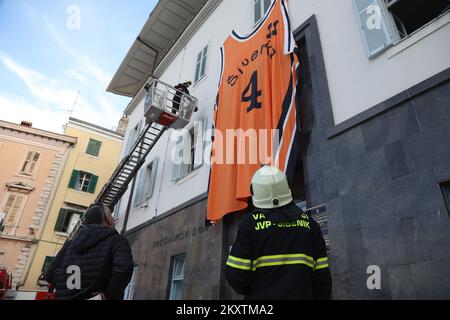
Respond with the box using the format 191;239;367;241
69;80;198;239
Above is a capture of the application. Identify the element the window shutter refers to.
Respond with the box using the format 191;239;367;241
147;158;159;200
171;134;184;181
352;0;394;59
54;209;68;232
68;170;79;189
41;256;55;273
87;175;98;194
133;170;144;206
193;118;207;169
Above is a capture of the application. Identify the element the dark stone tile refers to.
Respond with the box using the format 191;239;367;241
305;178;325;207
361;114;401;153
389;102;421;138
328;232;348;274
319;142;336;170
361;220;408;267
327;198;344;235
387;264;416;299
364;149;391;192
422;125;450;167
303;153;323;182
341;194;361;231
331;272;352;300
359;186;396;229
434;256;450;298
323;167;339;200
433;163;450;181
400;218;432;264
336;160;373;197
402;133;433;173
409;260;446;299
413;91;445;133
384;141;410;180
334;127;366;166
418;208;450;244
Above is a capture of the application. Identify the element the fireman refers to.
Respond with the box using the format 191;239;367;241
225;166;332;300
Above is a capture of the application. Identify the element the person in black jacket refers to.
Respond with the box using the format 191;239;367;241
172;81;192;114
225;166;332;300
44;203;134;300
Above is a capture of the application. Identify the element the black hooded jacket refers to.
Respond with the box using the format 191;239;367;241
44;224;134;300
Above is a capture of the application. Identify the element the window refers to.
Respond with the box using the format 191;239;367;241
1;193;25;226
126;121;143;154
169;254;185;300
384;0;449;40
254;0;271;24
441;181;450;216
172;118;207;181
41;256;55;274
68;170;98;193
133;158;159;206
353;0;449;58
20;151;40;176
124;266;138;300
86;139;102;157
194;46;208;84
54;208;82;233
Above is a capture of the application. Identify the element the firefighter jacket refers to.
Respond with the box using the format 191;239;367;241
225;202;332;300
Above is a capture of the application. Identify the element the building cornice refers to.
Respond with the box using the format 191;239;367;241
0;120;77;145
123;0;223;116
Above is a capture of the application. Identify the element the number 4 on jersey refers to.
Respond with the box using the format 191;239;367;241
242;71;262;113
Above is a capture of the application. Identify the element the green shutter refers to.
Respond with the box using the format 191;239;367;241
69;170;79;189
41;256;55;273
86;139;102;157
88;175;98;193
54;209;68;232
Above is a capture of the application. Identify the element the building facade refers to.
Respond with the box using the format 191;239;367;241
109;0;450;299
21;117;124;293
0;120;76;291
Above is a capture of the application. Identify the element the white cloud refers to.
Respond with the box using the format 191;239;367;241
0;52;123;133
44;18;111;88
0;93;67;133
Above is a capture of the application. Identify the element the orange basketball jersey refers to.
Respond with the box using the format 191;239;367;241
207;0;301;221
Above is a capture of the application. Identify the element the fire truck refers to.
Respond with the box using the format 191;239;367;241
0;267;12;300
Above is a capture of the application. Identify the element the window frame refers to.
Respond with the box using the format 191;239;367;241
1;192;26;227
168;254;186;300
76;171;92;192
172;118;207;182
19;150;41;176
124;266;138;300
383;0;450;43
194;45;209;84
85;138;102;157
253;0;271;25
439;180;450;217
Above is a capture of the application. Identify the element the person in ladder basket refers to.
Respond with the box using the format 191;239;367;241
225;166;332;300
172;81;192;115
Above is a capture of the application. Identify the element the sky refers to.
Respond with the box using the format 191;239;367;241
0;0;157;133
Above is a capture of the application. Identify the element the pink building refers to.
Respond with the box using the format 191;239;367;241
0;120;76;289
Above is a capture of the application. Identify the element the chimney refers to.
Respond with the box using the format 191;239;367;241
20;121;32;128
116;116;129;135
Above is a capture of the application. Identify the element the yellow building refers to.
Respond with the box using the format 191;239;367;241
22;117;124;292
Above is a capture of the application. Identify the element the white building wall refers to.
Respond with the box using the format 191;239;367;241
116;0;450;231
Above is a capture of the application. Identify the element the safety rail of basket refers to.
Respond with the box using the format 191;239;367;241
145;80;198;124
